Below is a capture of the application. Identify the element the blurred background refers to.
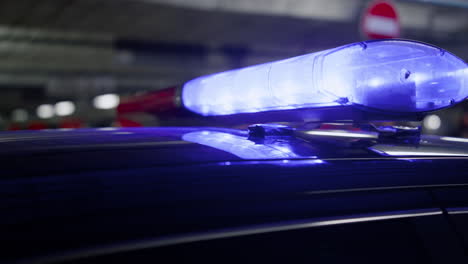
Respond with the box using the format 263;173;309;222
0;0;467;136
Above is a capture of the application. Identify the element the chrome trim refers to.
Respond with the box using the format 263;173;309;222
22;208;442;264
303;183;468;195
447;207;468;215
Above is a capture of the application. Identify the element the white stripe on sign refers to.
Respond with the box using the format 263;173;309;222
365;15;399;36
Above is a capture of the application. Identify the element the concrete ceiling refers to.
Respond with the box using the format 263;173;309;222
0;0;466;47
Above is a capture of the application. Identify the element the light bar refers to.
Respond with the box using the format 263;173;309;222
182;39;468;116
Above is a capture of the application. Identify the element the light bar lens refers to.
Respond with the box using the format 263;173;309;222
182;39;468;116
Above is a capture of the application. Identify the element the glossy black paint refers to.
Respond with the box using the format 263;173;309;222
1;127;468;263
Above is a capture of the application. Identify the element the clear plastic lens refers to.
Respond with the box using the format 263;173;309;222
321;41;468;112
182;40;468;116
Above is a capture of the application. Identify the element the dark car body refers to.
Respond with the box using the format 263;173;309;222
2;126;468;263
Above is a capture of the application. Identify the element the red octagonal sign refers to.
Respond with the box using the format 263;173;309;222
361;0;400;39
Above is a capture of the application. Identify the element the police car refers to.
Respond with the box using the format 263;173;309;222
2;39;468;263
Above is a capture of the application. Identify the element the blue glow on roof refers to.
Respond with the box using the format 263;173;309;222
182;39;468;116
183;131;308;159
217;159;325;167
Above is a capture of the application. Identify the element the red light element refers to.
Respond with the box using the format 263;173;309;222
117;117;142;127
27;121;48;130
59;118;83;129
117;86;181;127
117;86;179;115
7;123;22;131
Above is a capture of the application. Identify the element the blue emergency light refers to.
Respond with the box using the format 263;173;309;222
182;39;468;118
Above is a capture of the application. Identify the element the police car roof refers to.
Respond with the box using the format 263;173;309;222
0;126;467;178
